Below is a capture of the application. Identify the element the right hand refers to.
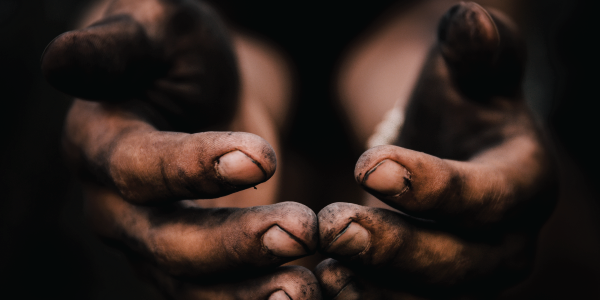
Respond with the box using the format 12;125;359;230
41;0;320;298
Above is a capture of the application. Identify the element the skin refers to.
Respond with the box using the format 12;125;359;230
316;2;557;299
42;0;319;299
42;0;557;299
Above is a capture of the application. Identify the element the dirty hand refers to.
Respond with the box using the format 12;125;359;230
41;0;320;299
315;3;557;299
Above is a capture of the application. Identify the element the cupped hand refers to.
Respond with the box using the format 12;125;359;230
316;2;557;299
42;0;320;299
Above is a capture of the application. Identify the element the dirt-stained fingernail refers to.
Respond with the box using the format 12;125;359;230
263;225;307;257
268;290;291;300
217;150;266;185
363;159;410;196
326;222;370;257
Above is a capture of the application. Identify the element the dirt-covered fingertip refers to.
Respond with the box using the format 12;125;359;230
260;202;319;257
41;15;159;101
317;203;375;259
270;266;323;300
354;145;399;184
437;2;526;98
314;259;359;300
211;131;277;180
438;2;499;64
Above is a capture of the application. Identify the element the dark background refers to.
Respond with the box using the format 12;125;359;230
1;0;598;298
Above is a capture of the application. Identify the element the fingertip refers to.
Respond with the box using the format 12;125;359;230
41;15;157;101
362;159;410;196
272;202;319;254
222;131;277;179
325;222;370;257
317;203;370;256
263;225;308;257
438;2;499;65
41;31;77;84
246;202;318;261
281;266;323;300
436;2;526;98
314;259;359;300
259;266;322;300
354;145;396;183
355;145;413;196
217;150;267;185
249;133;277;178
317;202;414;270
40;31;66;72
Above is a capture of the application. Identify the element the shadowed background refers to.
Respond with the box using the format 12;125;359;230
0;0;598;298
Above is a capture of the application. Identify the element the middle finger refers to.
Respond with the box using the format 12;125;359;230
84;183;319;277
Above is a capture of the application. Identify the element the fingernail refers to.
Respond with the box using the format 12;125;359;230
217;150;266;185
263;225;307;257
268;290;291;300
326;222;369;257
363;159;410;196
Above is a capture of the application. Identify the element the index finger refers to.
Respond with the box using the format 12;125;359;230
355;135;556;227
66;100;276;204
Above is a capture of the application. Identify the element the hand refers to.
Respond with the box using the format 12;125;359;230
315;2;557;299
42;0;320;299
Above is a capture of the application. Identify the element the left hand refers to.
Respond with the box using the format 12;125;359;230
315;3;557;299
